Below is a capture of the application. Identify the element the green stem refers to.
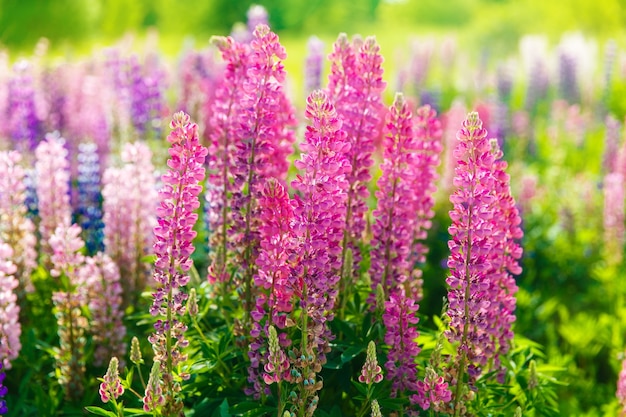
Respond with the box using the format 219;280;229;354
135;363;147;390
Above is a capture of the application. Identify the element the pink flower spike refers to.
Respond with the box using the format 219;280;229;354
35;133;72;255
149;112;207;407
291;89;351;364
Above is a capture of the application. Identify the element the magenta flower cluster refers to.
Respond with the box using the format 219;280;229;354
327;34;385;285
229;24;296;294
206;24;296;310
148;111;208;408
383;291;420;396
248;179;296;395
445;112;523;402
291;89;351;362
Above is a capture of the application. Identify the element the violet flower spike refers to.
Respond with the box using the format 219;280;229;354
149;111;208;409
409;104;443;299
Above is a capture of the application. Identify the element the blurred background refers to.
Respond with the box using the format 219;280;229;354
1;0;624;56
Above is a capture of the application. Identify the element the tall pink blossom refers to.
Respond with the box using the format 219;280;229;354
103;141;157;306
229;24;296;321
444;112;498;410
409;105;443;299
486;141;523;381
35;133;72;256
383;291;420;397
326;34;386;305
205;35;250;287
291;89;351;369
0;242;20;370
370;96;440;302
604;172;625;264
0;151;37;293
148;112;207;414
247;179;296;397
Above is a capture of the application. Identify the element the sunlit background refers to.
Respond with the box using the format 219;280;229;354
1;0;624;57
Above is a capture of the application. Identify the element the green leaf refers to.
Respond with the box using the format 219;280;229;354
340;345;364;364
220;399;231;417
230;401;263;414
84;406;117;417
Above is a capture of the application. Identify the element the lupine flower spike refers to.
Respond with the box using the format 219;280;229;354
143;360;165;413
230;24;296;323
99;357;124;404
103;141;157;307
290;90;351;414
444;112;522;413
247;179;296;397
444;112;498;413
359;341;383;385
149;111;208;413
35;133;72;256
327;34;386;311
